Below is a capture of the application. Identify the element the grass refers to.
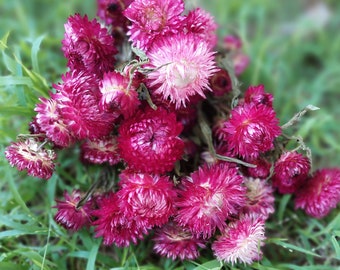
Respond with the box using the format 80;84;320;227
1;0;340;269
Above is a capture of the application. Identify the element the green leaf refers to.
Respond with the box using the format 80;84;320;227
192;260;222;270
278;194;291;223
331;234;340;260
0;31;10;50
0;76;33;87
0;262;26;270
271;240;321;257
31;35;45;73
0;106;32;116
86;240;100;270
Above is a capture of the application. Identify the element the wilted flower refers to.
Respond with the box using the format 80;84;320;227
212;215;266;265
209;68;232;97
295;168;340;218
272;151;310;194
153;221;206;260
5;138;56;180
175;163;246;238
146;33;217;108
54;190;93;231
118;107;184;174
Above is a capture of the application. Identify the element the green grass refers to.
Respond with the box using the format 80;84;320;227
1;0;340;269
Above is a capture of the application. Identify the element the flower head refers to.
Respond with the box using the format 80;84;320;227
209;68;232;97
5;138;56;180
146;33;217;108
272;151;310;194
243;157;271;179
153;221;206;260
54;190;93;231
80;136;120;165
117;171;176;228
62;14;117;76
244;84;273;107
295;168;340;218
212;215;266;265
223;103;281;159
223;35;243;51
118;107;184;174
124;0;184;50
175;163;246;238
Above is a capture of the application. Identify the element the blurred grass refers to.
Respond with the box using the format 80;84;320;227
1;0;340;269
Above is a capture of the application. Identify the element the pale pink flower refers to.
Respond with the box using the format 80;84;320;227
175;163;246;238
146;33;217;108
212;215;266;265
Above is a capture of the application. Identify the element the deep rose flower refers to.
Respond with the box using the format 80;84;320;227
93;192;148;247
181;8;218;49
153;221;206;260
53;70;117;140
242;178;275;220
223;35;243;51
80;136;120;165
118;107;184;174
99;70;140;118
5;138;56;180
117;171;176;228
244;84;273;107
212;215;266;265
243;157;271;179
209;68;232;97
62;14;116;76
223;103;281;159
54;190;93;231
35;96;76;148
175;163;246;238
146;33;217;108
272;151;310;194
97;0;132;26
295;168;340;218
123;0;184;51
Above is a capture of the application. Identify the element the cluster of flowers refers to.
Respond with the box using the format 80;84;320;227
5;0;340;265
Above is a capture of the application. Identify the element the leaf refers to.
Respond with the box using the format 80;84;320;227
86;240;100;270
278;194;292;223
0;106;32;116
31;35;45;73
0;31;10;50
271;240;321;257
0;262;26;270
0;76;33;87
192;260;222;270
331;234;340;259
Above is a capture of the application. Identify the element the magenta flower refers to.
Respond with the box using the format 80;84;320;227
118;107;184;174
62;14;117;76
99;70;140;118
223;103;281;159
80;136;120;165
212;215;266;265
242;178;275;220
124;0;184;50
146;33;217;108
54;190;93;231
35;96;76;148
53;70;117;140
175;163;246;238
97;0;132;26
244;84;273;107
5;138;56;180
153;221;206;260
295;168;340;218
117;171;176;228
243;157;271;179
93;192;148;247
272;151;310;194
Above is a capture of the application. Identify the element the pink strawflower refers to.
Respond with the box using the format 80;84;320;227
99;70;140;118
35;96;76;148
244;84;273;107
53;70;117;140
209;68;232;97
117;171;176;228
175;163;246;238
118;107;184;174
153;221;206;260
295;168;340;218
146;33;217;108
223;103;281;159
242;178;275;220
123;0;184;51
212;215;266;265
223;35;243;51
5;138;56;180
93;192;148;246
80;136;120;165
62;14;117;76
54;190;93;231
232;52;250;76
243;157;271;179
272;151;310;194
181;8;218;49
97;0;132;26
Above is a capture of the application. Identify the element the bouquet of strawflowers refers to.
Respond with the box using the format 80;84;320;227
5;0;340;266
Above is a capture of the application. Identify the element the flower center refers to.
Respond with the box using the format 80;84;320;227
169;60;198;89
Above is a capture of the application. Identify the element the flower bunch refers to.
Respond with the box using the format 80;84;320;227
5;0;340;266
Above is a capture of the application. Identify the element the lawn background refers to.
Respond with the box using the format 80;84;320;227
1;0;340;269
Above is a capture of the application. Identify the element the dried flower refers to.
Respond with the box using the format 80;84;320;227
209;68;232;97
212;215;266;265
175;163;246;238
5;138;56;180
295;168;340;218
